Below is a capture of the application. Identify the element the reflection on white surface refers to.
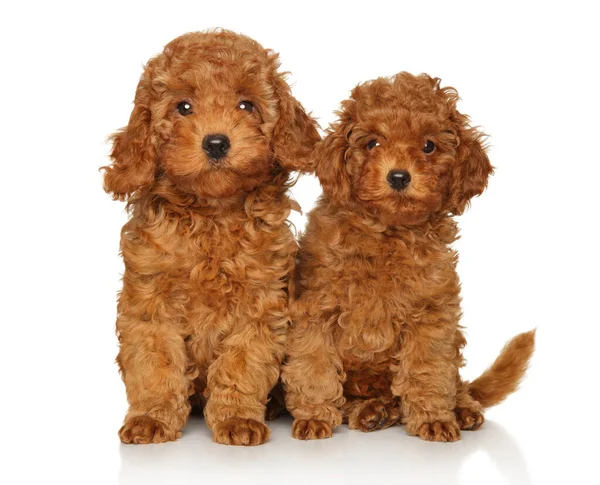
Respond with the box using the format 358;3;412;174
118;415;531;485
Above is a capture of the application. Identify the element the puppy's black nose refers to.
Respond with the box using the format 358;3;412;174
387;170;411;191
202;134;230;160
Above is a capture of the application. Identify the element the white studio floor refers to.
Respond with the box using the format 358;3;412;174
117;414;534;485
17;385;588;485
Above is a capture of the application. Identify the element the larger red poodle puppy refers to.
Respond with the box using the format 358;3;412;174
102;30;319;446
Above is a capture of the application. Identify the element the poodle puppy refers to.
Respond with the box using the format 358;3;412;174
102;30;320;446
282;73;535;442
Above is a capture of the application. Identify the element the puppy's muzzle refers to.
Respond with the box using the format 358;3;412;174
202;134;230;161
387;170;411;191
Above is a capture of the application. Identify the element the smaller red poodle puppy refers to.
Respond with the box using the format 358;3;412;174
282;73;535;442
102;30;319;446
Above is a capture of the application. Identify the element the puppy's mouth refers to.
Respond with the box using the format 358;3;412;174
205;155;231;168
184;157;271;198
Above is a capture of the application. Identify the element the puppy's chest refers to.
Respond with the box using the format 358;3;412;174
179;222;293;295
337;234;447;310
171;217;293;355
333;233;452;363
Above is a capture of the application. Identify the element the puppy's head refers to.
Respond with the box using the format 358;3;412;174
103;30;319;200
316;73;493;225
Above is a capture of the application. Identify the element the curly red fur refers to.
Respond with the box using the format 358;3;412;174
102;30;320;446
282;72;534;442
467;330;536;408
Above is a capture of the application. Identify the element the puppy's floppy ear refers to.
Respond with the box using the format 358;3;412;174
102;74;157;200
448;111;494;215
269;61;321;173
315;114;353;205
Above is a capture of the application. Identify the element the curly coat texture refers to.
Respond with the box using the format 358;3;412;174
102;30;320;446
281;73;535;442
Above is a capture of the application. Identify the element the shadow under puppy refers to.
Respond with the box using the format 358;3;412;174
102;30;319;446
282;73;534;442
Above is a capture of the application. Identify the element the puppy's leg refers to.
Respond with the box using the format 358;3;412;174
343;396;402;432
203;328;281;446
282;319;345;440
117;318;191;444
265;381;287;421
455;381;484;431
391;314;462;442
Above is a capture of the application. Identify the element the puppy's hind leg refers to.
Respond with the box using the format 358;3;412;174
343;396;402;432
455;381;484;431
265;381;287;421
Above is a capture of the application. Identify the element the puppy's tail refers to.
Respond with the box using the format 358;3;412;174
466;329;536;409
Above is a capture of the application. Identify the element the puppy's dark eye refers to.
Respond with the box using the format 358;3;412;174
423;140;435;154
238;101;254;112
367;139;380;150
177;101;193;116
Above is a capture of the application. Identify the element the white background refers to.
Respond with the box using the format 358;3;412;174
1;1;598;484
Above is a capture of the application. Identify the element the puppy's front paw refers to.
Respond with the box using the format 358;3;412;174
119;416;180;444
455;406;485;431
213;417;270;446
416;419;461;442
292;419;332;440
